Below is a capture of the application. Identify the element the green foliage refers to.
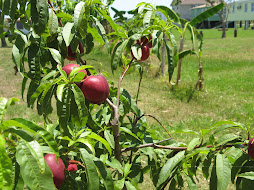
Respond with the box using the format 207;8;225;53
0;0;252;190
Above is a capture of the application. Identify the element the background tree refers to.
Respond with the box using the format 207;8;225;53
206;0;234;38
0;9;7;47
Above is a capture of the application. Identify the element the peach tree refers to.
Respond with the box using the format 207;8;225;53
0;0;254;189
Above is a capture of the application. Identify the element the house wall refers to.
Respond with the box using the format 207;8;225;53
228;0;254;21
173;4;204;20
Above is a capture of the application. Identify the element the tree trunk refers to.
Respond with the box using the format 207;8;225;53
1;38;7;47
0;12;7;47
218;8;226;38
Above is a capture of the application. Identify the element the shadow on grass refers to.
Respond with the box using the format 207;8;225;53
170;83;199;103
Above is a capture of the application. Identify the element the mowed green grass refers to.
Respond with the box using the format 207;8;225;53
0;28;254;142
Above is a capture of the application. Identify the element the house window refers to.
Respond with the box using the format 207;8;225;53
251;3;254;12
245;4;248;12
232;6;235;13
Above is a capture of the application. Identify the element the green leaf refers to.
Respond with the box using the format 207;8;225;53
215;134;239;146
48;48;63;65
238;172;254;180
185;174;198;190
57;84;66;101
111;39;129;70
231;154;249;183
143;10;153;26
30;82;53;107
164;40;175;82
75;138;95;154
4;127;34;142
71;84;89;127
28;140;46;173
125;181;138;190
190;3;224;26
104;130;114;149
3;118;59;156
14;29;28;44
87;133;112;155
120;127;141;141
94;159;114;190
96;7;119;35
62;22;75;47
178;49;194;59
0;97;19;125
12;35;26;73
56;12;73;22
48;10;58;35
30;0;48;35
91;16;109;51
187;138;200;152
28;42;41;81
80;148;100;190
0;135;13;190
74;1;85;29
57;86;71;137
151;30;163;59
216;153;231;190
69;65;93;78
185;147;209;160
156;151;185;189
16;141;55;190
57;64;67;78
156;5;180;23
131;45;142;60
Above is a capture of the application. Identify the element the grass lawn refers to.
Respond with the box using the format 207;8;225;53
0;28;254;142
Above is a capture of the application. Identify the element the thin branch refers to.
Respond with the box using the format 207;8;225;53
134;114;172;138
136;68;143;105
69;160;86;169
121;142;247;153
116;57;135;108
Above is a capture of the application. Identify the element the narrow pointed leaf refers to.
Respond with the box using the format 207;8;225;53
12;35;26;73
48;48;63;65
238;172;254;180
187;138;200;152
156;5;180;23
143;10;153;26
94;159;114;190
156;151;185;189
111;40;129;71
190;3;224;26
30;0;48;35
0;97;19;125
3;118;59;156
74;1;85;29
91;16;109;51
62;22;75;47
80;148;100;190
16;141;55;190
0;135;13;190
71;84;89;127
216;153;231;190
88;133;112;155
48;10;58;35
